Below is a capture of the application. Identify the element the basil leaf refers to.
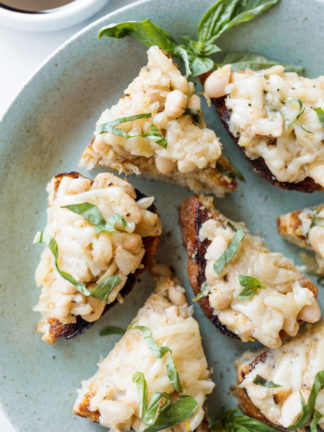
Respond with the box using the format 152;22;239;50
141;125;168;148
143;395;198;432
144;392;171;426
216;161;245;182
289;370;324;430
33;232;91;296
98;20;178;52
97;113;152;135
133;372;148;418
197;0;279;44
218;52;305;73
211;409;278;432
214;228;245;275
193;281;210;301
62;202;126;234
314;107;324;128
128;324;181;392
238;275;266;299
189;55;215;77
310;410;323;432
253;375;281;388
99;326;124;336
90;275;121;301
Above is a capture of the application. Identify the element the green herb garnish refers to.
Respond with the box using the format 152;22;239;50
98;1;302;77
211;409;278;432
286;98;313;133
216;161;245;182
314;107;324;128
99;326;125;336
62;202;127;234
34;232;121;301
310;410;324;432
97;113;167;148
214;228;245;275
253;375;281;388
289;370;324;430
183;108;201;124
193;281;210;301
128;324;181;392
238;275;266;299
133;372;198;432
33;232;91;296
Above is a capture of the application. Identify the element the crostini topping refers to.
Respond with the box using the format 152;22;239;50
238;323;324;430
199;214;320;348
73;278;215;432
238;275;266;300
82;46;223;176
34;173;162;342
217;66;324;187
128;323;181;392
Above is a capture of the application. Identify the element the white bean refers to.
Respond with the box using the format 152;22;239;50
204;65;231;98
164;90;187;118
298;298;321;323
155;156;176;174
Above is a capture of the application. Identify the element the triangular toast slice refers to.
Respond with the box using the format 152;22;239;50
236;321;324;431
80;46;237;197
200;65;324;192
179;195;320;348
34;172;161;344
278;203;324;275
73;273;214;432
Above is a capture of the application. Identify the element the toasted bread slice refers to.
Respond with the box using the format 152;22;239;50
200;66;324;193
34;172;161;344
73;274;215;432
80;46;237;197
278;203;324;275
179;195;320;348
236;321;324;431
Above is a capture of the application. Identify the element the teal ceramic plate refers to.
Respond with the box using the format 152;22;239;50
1;0;323;430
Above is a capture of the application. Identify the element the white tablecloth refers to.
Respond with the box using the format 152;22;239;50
0;0;133;429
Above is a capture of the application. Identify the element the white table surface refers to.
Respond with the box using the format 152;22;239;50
0;0;133;429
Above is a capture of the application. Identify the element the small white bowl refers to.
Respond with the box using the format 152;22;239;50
0;0;110;32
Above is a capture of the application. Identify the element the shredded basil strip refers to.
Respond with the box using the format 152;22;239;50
34;232;121;300
310;410;324;432
97;113;167;148
90;275;121;301
62;202;127;234
289;370;324;430
133;372;197;432
214;228;245;275
129;324;181;392
238;275;266;299
216;161;245;182
314;107;324;128
33;232;91;296
286;98;313;133
98;1;295;77
193;281;210;301
211;408;278;432
99;326;125;336
253;375;281;388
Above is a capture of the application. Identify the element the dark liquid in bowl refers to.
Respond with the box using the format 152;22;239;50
0;0;76;13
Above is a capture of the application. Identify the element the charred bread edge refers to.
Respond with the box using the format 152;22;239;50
179;194;239;339
46;172;160;342
199;73;323;193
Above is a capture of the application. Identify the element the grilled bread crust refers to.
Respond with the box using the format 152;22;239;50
179;195;318;342
83;136;237;197
199;73;323;193
43;172;160;344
